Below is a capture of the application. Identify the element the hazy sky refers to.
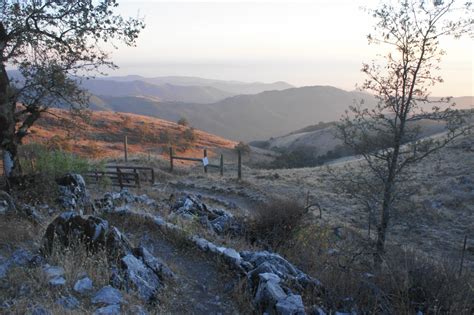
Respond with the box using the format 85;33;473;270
111;0;473;96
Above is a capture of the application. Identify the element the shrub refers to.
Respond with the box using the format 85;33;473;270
19;143;90;177
159;130;172;144
45;135;73;152
14;145;93;202
270;146;319;169
235;141;251;155
269;144;354;169
182;127;196;143
177;117;189;126
247;198;306;250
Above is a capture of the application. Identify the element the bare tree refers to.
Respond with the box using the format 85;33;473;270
0;0;145;180
334;0;473;266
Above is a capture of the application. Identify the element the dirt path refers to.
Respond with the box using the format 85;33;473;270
142;234;241;314
108;214;243;315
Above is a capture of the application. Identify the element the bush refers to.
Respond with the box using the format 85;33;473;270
235;141;251;155
18;143;91;179
270;144;354;169
270;146;319;169
182;127;196;143
247;198;306;250
159;130;172;144
177;117;189;126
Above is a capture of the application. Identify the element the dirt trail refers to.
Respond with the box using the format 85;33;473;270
109;215;243;315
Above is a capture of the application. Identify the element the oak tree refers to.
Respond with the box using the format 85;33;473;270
334;0;472;266
0;0;144;179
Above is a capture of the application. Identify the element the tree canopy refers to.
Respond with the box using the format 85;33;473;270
333;0;473;265
0;0;144;177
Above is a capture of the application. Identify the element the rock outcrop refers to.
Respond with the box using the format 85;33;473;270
42;212;174;303
172;195;243;235
56;173;92;214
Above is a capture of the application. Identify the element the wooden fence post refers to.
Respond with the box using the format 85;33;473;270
117;169;123;189
204;149;208;173
134;170;141;189
220;154;224;176
459;235;468;276
124;135;128;162
237;149;242;180
169;147;173;172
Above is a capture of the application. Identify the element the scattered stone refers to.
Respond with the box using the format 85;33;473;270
57;173;89;213
130;305;148;315
43;265;65;278
95;190;156;214
0;260;10;279
0;200;9;215
93;304;121;315
57;295;80;310
11;248;34;266
133;246;174;280
49;276;66;287
74;277;94;294
254;276;287;312
222;248;241;265
172;194;242;235
92;286;123;305
275;294;305;315
31;305;52;315
121;254;161;302
0;191;16;215
21;204;42;223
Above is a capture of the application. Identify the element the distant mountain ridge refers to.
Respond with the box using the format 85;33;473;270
81;79;233;104
102;75;294;95
88;85;380;141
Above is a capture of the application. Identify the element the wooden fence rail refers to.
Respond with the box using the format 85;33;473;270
85;165;155;189
169;147;224;175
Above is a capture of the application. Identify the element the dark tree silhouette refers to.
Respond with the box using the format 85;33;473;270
334;0;472;266
0;0;144;179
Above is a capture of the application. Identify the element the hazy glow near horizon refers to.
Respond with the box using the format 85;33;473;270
112;0;473;96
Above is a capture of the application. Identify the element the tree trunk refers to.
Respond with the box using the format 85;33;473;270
375;185;392;267
374;119;405;267
0;58;18;179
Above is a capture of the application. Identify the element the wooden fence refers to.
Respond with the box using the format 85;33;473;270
85;165;155;189
169;147;224;176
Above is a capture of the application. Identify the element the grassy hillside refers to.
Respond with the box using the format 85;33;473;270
25;108;237;159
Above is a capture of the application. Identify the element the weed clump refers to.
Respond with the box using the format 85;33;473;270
247;198;306;250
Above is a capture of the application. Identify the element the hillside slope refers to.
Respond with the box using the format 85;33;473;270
89;86;379;141
103;75;294;95
25;108;237;159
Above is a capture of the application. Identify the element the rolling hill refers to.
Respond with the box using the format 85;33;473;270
81;79;233;104
25;108;237;159
88;86;380;141
102;75;294;95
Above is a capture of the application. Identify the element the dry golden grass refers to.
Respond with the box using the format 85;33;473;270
25;108;237;160
0;213;44;249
